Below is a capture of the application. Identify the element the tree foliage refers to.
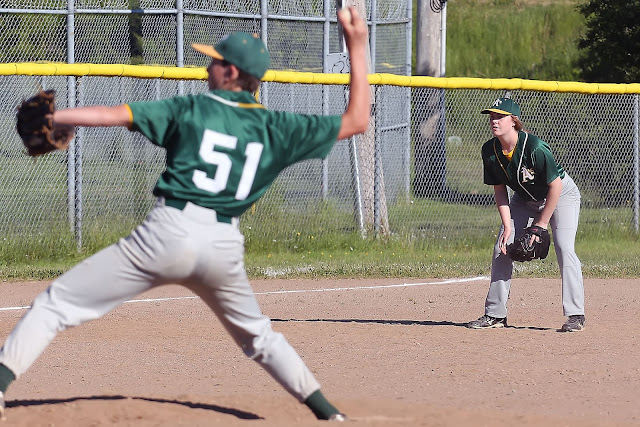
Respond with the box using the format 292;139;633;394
577;0;640;83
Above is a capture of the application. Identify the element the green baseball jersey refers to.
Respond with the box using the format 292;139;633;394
127;90;342;217
481;131;565;201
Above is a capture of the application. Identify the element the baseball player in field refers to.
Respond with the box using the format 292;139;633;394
0;7;369;421
467;97;586;332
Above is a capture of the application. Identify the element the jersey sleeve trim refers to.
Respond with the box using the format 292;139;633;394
124;104;134;130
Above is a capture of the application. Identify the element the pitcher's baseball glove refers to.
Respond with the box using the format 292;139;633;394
507;225;550;262
16;90;75;157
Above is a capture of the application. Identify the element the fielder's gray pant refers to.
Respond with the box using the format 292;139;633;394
485;174;585;318
0;199;320;401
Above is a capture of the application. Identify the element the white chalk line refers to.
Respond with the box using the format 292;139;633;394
0;276;488;312
254;275;488;294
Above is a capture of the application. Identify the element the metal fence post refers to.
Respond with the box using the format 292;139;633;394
633;94;639;233
350;136;366;237
176;0;184;95
374;86;381;235
321;0;331;200
404;0;413;202
370;0;377;72
259;0;269;109
75;82;85;251
66;0;82;249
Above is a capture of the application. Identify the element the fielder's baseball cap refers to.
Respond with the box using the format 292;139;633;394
481;97;521;116
192;32;270;79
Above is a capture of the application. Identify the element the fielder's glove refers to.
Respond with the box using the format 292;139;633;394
16;89;75;157
507;225;550;262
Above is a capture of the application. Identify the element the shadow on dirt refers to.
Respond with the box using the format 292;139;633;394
272;318;555;331
6;395;262;419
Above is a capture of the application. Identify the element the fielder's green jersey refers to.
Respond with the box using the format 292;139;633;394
481;131;564;201
127;90;342;217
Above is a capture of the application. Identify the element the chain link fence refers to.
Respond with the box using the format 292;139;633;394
1;0;410;73
0;1;639;256
2;69;639;253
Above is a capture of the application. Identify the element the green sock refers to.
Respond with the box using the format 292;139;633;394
0;364;15;394
303;389;340;420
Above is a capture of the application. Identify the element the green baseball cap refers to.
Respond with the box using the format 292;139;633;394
192;32;270;79
481;97;521;116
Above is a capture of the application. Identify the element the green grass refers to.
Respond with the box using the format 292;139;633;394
241;221;640;280
414;0;586;80
1;199;637;281
3;235;637;281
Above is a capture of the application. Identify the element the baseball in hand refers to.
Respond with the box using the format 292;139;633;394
337;8;352;25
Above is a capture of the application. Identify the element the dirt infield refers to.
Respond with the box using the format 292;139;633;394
0;277;638;426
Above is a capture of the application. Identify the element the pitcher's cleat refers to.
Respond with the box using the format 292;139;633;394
560;315;585;332
467;314;507;329
328;413;348;422
0;391;5;420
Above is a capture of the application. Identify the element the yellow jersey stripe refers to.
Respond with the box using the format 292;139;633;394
204;92;265;109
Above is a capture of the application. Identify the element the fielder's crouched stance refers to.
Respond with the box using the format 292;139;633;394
467;98;585;333
0;7;370;422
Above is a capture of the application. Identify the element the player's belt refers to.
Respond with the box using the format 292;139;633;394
163;198;234;224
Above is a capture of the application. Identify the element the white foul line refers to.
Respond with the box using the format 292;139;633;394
0;276;488;312
254;275;488;295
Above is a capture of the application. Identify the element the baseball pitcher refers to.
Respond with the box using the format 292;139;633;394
0;7;369;422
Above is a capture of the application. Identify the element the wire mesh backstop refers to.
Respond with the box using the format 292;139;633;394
1;66;639;253
0;0;639;254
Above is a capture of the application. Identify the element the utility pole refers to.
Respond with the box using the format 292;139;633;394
413;0;448;198
416;0;444;77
